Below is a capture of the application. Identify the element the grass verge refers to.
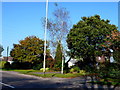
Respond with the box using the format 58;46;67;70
0;61;6;68
2;69;85;78
28;72;85;78
2;69;43;74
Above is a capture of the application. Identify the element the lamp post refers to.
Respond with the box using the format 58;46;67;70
7;46;9;61
61;49;64;74
61;21;64;74
43;0;49;74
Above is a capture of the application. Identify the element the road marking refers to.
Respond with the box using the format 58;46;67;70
0;82;15;88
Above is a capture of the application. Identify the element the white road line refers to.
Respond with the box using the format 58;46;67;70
0;82;15;88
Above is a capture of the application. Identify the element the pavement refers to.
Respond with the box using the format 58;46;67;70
0;70;120;89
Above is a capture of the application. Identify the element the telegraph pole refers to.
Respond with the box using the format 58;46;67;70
7;46;9;61
61;51;64;74
43;0;49;74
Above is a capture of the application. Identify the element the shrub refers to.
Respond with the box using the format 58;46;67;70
109;69;120;79
11;62;21;69
70;68;74;73
33;63;42;70
40;68;50;71
70;66;80;73
4;62;11;69
97;63;120;80
79;70;86;75
53;67;61;71
21;62;32;69
84;65;97;73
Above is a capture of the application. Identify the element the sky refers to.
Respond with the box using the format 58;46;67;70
1;2;118;56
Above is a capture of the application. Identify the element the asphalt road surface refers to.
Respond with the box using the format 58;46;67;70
0;71;120;89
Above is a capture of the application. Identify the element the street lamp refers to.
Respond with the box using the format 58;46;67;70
43;0;49;74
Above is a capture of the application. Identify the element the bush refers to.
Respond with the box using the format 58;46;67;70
79;70;86;75
4;62;11;69
11;62;21;69
97;63;120;80
84;65;97;73
40;68;50;71
70;66;80;73
108;69;120;79
21;62;32;69
70;68;74;73
53;65;61;71
33;63;42;70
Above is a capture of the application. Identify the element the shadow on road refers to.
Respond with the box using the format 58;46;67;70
81;75;120;90
1;71;120;89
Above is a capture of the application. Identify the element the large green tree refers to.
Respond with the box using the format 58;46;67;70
67;15;118;66
10;36;49;65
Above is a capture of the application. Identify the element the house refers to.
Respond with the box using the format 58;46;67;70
96;49;115;63
0;57;3;61
96;55;106;63
68;58;78;68
2;57;14;64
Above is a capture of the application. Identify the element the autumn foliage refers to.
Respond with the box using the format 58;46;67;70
10;36;54;69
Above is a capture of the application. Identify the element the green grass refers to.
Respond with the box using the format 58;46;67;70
10;69;38;74
2;69;85;78
12;70;86;78
28;72;86;78
3;69;42;73
29;72;84;78
0;61;6;68
55;73;84;78
29;73;56;78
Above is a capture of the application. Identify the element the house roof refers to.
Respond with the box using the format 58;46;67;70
69;59;78;64
3;57;13;61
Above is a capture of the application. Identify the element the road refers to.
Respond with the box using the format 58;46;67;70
0;71;120;89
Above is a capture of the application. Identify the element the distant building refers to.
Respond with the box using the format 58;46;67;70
0;57;3;61
2;57;14;64
96;49;115;63
2;57;13;61
96;55;106;63
68;59;78;68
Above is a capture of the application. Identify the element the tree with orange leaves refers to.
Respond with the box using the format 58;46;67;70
10;36;52;69
110;30;120;63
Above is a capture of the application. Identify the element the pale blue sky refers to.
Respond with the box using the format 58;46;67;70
2;2;118;56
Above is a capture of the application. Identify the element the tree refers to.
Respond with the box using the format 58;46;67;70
0;45;4;57
54;41;63;70
10;36;50;66
113;50;120;64
109;30;120;63
42;3;71;57
46;55;55;69
111;30;120;50
67;15;118;66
